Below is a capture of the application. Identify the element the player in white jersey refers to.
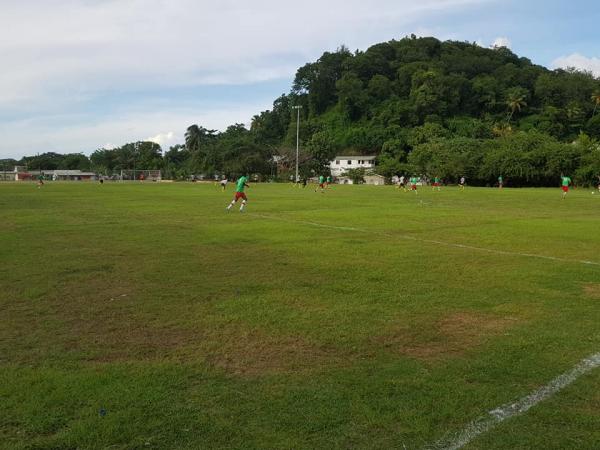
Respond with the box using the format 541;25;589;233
398;175;406;191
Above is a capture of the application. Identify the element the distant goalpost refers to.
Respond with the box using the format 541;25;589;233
119;170;162;182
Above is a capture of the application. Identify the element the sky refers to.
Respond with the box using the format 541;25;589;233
1;0;599;159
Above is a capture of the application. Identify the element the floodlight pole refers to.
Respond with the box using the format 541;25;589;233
293;105;302;183
133;141;138;181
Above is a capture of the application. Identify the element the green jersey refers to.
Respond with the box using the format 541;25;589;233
433;177;439;183
326;176;331;183
498;176;503;182
561;176;571;187
319;176;325;184
236;176;247;193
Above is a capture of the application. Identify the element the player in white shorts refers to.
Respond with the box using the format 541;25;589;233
398;175;406;191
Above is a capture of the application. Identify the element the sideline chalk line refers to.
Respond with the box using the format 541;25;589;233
429;352;600;449
249;213;600;267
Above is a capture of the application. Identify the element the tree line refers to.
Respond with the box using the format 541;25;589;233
3;35;600;185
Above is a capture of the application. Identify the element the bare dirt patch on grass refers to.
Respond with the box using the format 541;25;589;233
45;293;203;363
0;273;205;364
72;320;201;363
376;311;521;361
4;274;344;373
583;283;600;299
205;326;342;377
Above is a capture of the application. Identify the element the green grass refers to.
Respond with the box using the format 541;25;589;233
1;181;599;449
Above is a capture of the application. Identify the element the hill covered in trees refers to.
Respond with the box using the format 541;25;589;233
6;36;600;185
252;35;600;185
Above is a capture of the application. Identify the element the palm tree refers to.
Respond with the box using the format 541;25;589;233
185;124;201;152
506;92;527;123
592;91;600;117
184;125;219;174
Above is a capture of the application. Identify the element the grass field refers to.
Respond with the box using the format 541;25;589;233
1;182;600;449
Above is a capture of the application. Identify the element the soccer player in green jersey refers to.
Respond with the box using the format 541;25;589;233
226;175;249;212
37;174;44;188
315;175;325;193
326;176;332;189
498;175;503;189
432;176;441;191
410;176;418;194
560;174;572;199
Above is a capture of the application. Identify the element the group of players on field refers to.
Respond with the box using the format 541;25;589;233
395;175;468;192
222;173;594;212
31;171;598;211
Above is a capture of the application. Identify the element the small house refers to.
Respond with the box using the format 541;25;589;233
329;156;376;177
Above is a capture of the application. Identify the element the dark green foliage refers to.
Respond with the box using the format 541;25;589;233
251;95;293;145
336;72;369;120
293;47;352;115
20;152;91;171
344;167;366;184
0;158;17;172
277;36;600;185
408;131;600;186
307;130;337;172
89;142;162;174
408;136;485;182
585;114;600;138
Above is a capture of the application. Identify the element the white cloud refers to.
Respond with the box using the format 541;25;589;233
0;0;495;158
0;0;493;107
147;131;177;149
0;102;270;158
552;53;600;77
491;36;511;49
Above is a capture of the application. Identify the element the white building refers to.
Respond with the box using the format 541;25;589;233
330;156;376;177
9;167;97;181
364;174;386;185
44;170;97;181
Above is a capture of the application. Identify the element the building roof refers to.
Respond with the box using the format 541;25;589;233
43;170;96;176
333;156;376;160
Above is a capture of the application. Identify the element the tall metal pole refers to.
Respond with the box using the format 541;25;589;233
293;105;302;183
133;141;138;181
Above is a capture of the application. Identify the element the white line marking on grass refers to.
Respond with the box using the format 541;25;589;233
249;213;600;267
250;213;365;233
430;352;600;450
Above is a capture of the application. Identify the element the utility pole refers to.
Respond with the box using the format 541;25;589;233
292;105;302;183
133;142;138;181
